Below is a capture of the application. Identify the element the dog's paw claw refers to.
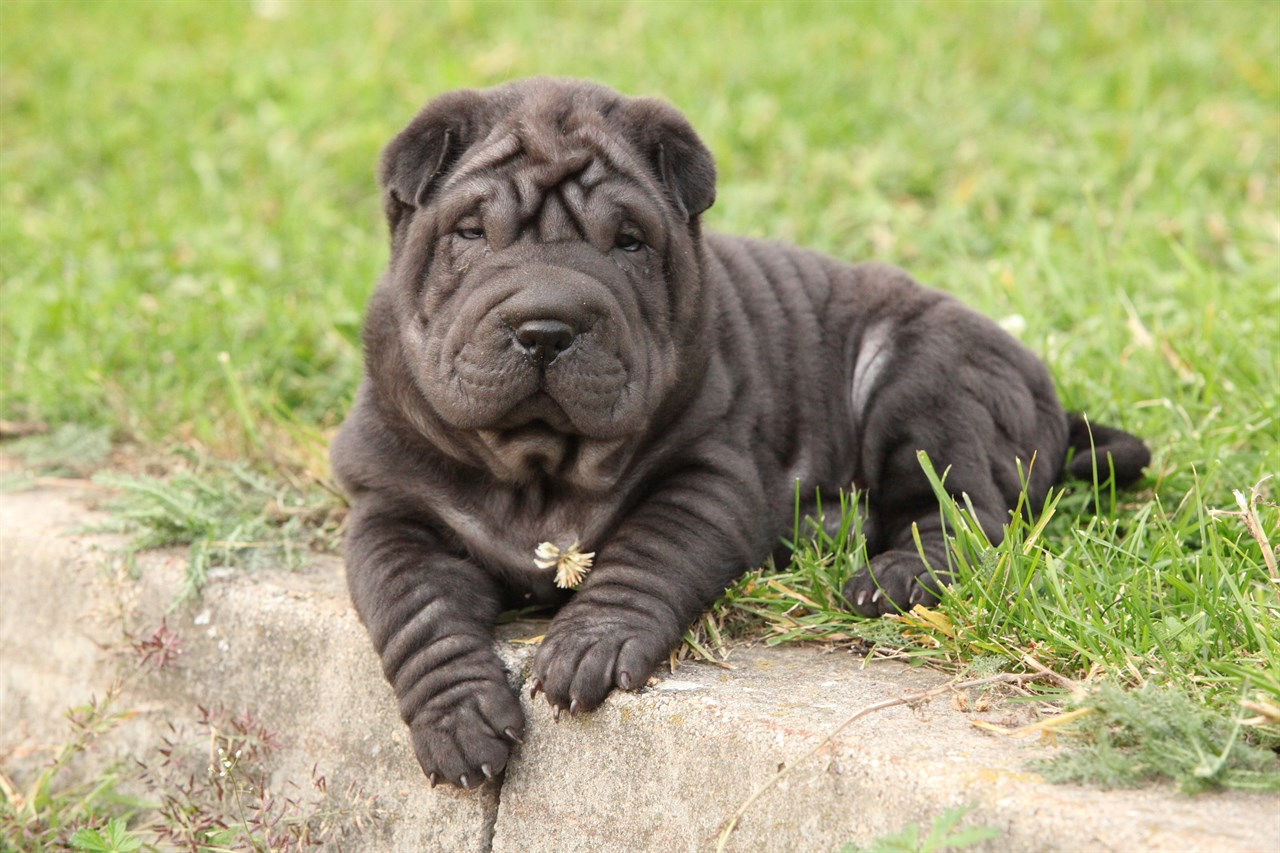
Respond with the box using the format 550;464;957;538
532;613;668;713
408;673;523;790
844;551;951;617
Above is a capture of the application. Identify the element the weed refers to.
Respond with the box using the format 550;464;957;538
1034;683;1280;794
125;622;184;675
0;684;148;851
0;620;377;851
2;424;112;479
138;707;356;852
836;805;999;853
69;818;143;853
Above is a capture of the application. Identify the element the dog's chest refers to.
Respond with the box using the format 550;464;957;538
436;484;621;583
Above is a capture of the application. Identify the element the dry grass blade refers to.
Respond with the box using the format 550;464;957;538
714;672;1046;852
970;707;1094;739
1019;653;1082;694
1209;476;1277;586
1240;698;1280;727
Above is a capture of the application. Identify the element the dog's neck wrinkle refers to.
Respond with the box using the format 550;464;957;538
440;472;624;579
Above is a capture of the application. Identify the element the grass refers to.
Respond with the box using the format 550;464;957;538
94;454;341;600
692;461;1280;791
2;0;1278;797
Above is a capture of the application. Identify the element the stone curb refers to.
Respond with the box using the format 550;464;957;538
2;484;1277;852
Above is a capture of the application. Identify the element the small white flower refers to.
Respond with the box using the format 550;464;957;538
534;541;595;589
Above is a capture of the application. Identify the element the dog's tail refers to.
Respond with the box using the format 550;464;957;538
1063;413;1150;486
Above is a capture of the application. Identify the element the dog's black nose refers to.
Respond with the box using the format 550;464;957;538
514;320;576;368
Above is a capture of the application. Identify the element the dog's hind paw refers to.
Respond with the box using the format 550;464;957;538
843;550;951;617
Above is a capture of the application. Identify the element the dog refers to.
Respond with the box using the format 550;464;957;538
330;78;1149;788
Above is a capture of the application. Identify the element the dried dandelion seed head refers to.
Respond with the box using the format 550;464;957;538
534;541;595;589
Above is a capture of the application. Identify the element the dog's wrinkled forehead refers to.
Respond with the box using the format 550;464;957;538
441;106;658;242
379;78;717;242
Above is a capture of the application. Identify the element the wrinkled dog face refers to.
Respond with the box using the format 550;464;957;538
379;83;716;484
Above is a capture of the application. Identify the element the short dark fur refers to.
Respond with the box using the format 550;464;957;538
331;78;1149;788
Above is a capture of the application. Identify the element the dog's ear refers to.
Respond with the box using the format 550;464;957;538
623;98;717;221
378;88;494;235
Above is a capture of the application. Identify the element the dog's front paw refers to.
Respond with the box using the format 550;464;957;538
843;550;951;617
530;613;670;715
409;675;525;789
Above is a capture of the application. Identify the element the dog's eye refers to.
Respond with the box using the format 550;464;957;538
615;233;645;253
456;227;485;241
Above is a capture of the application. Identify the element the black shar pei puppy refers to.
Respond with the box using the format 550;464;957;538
331;78;1149;788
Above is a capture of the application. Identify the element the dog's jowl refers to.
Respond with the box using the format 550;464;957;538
330;78;1149;788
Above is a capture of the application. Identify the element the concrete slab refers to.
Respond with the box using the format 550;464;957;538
2;482;1277;852
496;647;1280;852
